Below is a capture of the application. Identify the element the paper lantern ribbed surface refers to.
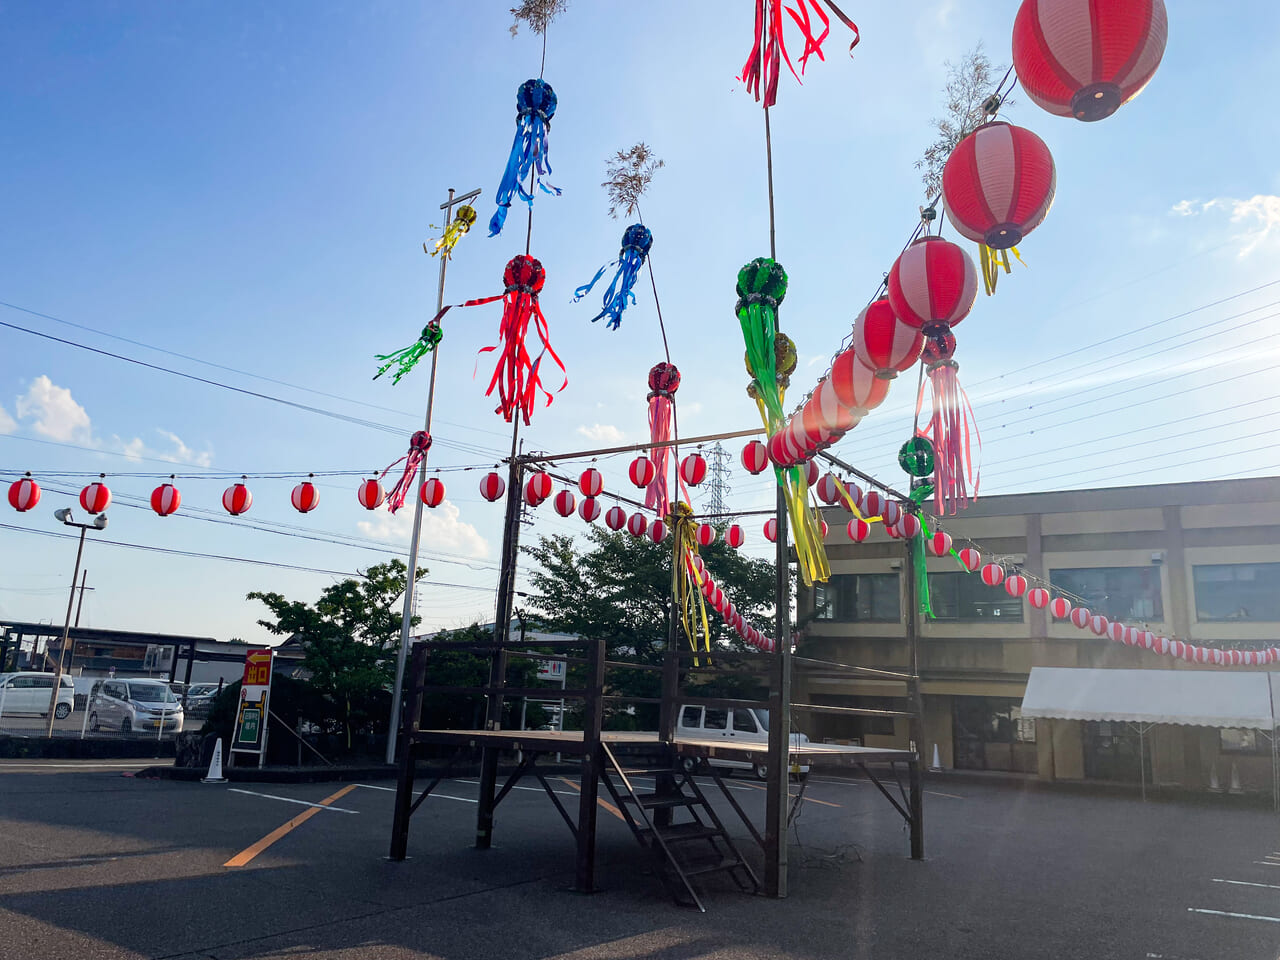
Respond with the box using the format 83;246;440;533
847;518;870;542
1049;596;1072;618
358;479;385;510
628;456;656;488
852;299;925;379
696;523;716;547
8;475;40;513
803;459;819;488
764;518;778;542
861;490;884;518
605;505;627;530
815;473;842;505
578;496;601;522
679;453;708;486
814;379;862;435
150;483;181;517
1109;621;1128;644
222;482;252;516
725;523;745;548
526;472;553;504
958;547;981;571
881;500;901;527
1012;0;1168;122
479;472;506;502
578;468;603;498
627;512;648;538
1028;587;1050;609
929;530;953;557
553;489;576;517
1004;574;1028;598
897;514;921;539
943;122;1056;250
1070;606;1092;629
741;440;769;475
420;477;446;508
1089;614;1110;637
80;481;112;515
649;519;667;543
887;236;979;330
291;481;319;513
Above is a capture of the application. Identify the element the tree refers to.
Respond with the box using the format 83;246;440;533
247;559;421;749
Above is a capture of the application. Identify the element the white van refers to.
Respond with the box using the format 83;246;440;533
676;704;810;779
0;672;76;719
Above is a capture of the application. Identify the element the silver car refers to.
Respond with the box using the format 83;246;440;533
89;679;184;735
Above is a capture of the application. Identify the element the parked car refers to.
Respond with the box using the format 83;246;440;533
676;704;810;779
182;682;221;720
0;672;75;719
89;679;183;735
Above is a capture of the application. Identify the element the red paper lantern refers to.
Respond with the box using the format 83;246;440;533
628;456;656;488
767;432;795;468
420;477;446;508
852;298;925;379
8;474;40;513
847;518;870;542
898;514;921;539
479;472;506;502
291;480;319;513
1049;596;1072;618
764;518;778;542
741;440;769;475
1004;574;1028;598
803;459;819;488
725;524;744;548
696;523;716;547
799;395;834;450
579;497;601;522
525;472;553;505
222;481;252;516
814;379;862;435
842;481;862;510
929;530;953;557
679;453;707;486
605;505;627;530
887;235;979;331
358;479;385;510
1089;614;1110;637
830;349;890;414
942;122;1056;252
815;473;841;505
1070;606;1092;629
1012;0;1168;122
80;481;111;515
1109;621;1128;644
578;468;603;497
861;490;884;518
1028;587;1050;609
818;517;829;539
627;512;648;538
980;563;1005;587
150;482;181;517
958;547;981;571
649;519;667;543
881;500;901;527
553;489;576;517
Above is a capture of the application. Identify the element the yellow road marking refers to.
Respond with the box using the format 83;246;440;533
558;777;625;822
224;784;358;867
736;780;841;808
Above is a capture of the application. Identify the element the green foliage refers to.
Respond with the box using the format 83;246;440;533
418;623;547;732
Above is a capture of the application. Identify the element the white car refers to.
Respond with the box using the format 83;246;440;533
89;679;184;735
676;704;810;779
0;672;75;719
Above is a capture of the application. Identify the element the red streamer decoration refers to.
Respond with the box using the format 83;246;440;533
644;362;687;514
741;0;860;108
384;430;432;514
916;331;980;516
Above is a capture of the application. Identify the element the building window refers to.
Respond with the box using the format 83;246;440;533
814;574;900;622
927;571;1024;621
1050;567;1163;620
953;697;1037;773
1219;728;1270;756
1194;563;1280;622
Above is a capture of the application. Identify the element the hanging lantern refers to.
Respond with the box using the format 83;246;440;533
1049;597;1072;619
1089;614;1110;637
803;459;819;488
479;472;506;502
815;473;842;505
958;547;981;571
420;477;446;508
649;518;667;543
627;513;648;538
886;235;979;330
605;505;627;530
813;379;862;437
222;480;252;516
897;514;921;539
842;481;863;510
918;327;980;517
628;456;656;488
526;471;553;503
980;563;1005;587
830;349;891;415
852;298;925;380
942;121;1056;294
8;474;40;513
725;523;745;548
579;468;603;497
764;517;778;542
1012;0;1169;122
861;490;884;518
1004;574;1028;598
358;479;386;511
150;481;181;517
847;518;870;542
741;440;769;474
1028;587;1050;609
579;496;601;523
1110;622;1128;644
1069;607;1092;629
929;530;953;557
696;523;716;547
553;489;576;517
885;523;901;540
881;500;902;527
644;362;681;513
679;453;708;486
80;479;112;515
818;516;829;539
291;478;320;513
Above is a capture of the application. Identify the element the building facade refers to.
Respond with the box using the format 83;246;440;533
795;476;1280;792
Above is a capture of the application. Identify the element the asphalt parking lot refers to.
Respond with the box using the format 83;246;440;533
1;761;1279;960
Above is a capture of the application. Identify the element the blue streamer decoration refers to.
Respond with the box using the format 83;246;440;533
489;79;561;237
573;224;653;330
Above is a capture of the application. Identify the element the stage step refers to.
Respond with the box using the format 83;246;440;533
629;791;699;810
643;822;723;844
679;857;746;879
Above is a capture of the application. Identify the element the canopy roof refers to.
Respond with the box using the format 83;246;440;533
1021;667;1280;729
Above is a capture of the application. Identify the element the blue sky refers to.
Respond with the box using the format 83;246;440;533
2;2;1278;645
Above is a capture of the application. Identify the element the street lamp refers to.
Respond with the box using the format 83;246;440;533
45;508;107;736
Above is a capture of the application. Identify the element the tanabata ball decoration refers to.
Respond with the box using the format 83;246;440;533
553;489;576;517
887;236;979;331
816;473;842;505
489;79;561;237
958;547;982;571
764;517;778;542
579;468;603;498
575;224;653;329
373;320;443;385
420;478;446;508
1028;587;1050;609
680;453;708;486
579;496;601;523
629;455;657;488
8;474;40;512
479;472;506;502
899;436;936;478
741;440;769;474
1050;596;1073;618
942;121;1056;294
649;518;667;543
726;523;745;548
426;204;478;260
222;481;252;517
1005;575;1028;598
696;523;716;547
852;298;924;380
291;479;320;513
1012;0;1168;122
740;0;859;108
981;563;1005;587
358;479;386;511
605;505;627;530
384;431;434;514
929;530;953;557
918;326;980;516
150;482;180;517
848;518;870;542
627;512;648;538
1070;606;1091;629
80;480;111;515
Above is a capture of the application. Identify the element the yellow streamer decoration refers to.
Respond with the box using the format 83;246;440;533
979;243;1026;296
425;204;478;260
670;502;711;665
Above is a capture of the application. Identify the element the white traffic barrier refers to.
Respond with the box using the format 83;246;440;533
1229;762;1244;795
930;743;943;772
202;738;227;783
1209;763;1222;793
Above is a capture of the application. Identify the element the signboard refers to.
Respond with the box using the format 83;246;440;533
231;647;273;766
536;658;566;681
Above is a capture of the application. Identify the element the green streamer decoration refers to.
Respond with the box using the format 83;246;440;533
373;321;444;384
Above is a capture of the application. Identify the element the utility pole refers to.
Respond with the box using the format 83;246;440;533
47;509;106;736
386;185;483;766
73;571;91;628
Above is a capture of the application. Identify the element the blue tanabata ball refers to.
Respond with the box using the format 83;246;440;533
622;223;652;255
516;78;557;120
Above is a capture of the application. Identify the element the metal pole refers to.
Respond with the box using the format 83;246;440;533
904;531;925;757
386;185;481;766
46;525;86;737
73;570;88;627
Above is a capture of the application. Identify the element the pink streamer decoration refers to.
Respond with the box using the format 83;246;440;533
646;392;674;514
917;359;980;516
384;431;432;514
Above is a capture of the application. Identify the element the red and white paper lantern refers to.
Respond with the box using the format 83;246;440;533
150;482;181;517
887;235;979;330
815;473;842;505
1004;574;1028;598
726;523;745;548
829;349;890;414
579;496;601;522
649;519;667;543
627;512;648;538
852;298;925;379
803;459;819;488
942;121;1056;252
628;456;656;488
605;505;627;531
1069;606;1092;629
1049;596;1072;618
553;489;576;517
741;440;769;475
818;516;829;539
764;518;778;542
420;477;446;508
813;379;861;437
929;530;953;557
222;481;252;516
696;523;716;547
679;453;707;486
897;514;921;539
958;547;982;572
861;490;885;518
1028;587;1050;609
80;480;112;515
7;474;40;513
479;472;506;502
1109;621;1128;644
358;479;385;510
881;500;902;527
1089;614;1110;637
291;480;320;513
981;563;1005;588
525;472;553;506
847;518;870;542
578;468;603;498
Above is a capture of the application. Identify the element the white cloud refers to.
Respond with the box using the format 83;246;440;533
113;430;214;467
577;423;625;445
1171;194;1280;257
15;375;91;442
358;499;489;559
0;404;15;435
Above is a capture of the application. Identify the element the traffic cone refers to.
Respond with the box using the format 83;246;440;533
1209;762;1222;793
1229;762;1244;795
201;738;227;784
930;743;943;772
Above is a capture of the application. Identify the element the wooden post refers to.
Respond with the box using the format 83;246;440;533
575;637;606;893
764;483;791;898
903;531;925;758
389;641;430;860
908;758;924;860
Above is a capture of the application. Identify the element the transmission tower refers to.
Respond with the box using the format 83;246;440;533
703;442;732;516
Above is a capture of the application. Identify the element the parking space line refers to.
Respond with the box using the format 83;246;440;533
357;781;479;804
1212;879;1280;891
557;777;625;822
228;788;359;813
1189;908;1280;923
224;784;358;868
454;777;578;797
1252;861;1280;867
734;780;841;808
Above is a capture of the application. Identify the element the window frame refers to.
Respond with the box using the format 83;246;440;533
814;573;901;623
926;570;1025;622
1193;562;1280;623
1049;566;1164;621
